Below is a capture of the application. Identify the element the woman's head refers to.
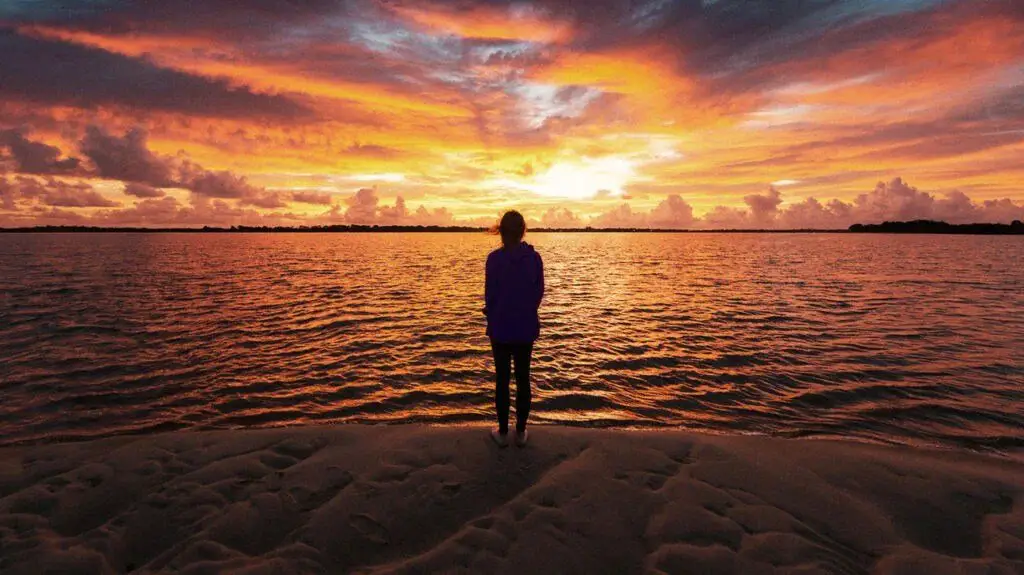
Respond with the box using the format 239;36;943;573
494;210;526;247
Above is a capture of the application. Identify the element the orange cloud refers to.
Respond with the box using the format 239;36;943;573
20;26;473;119
392;5;572;43
3;1;1023;227
771;14;1024;114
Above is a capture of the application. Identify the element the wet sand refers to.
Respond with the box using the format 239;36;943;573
1;425;1022;574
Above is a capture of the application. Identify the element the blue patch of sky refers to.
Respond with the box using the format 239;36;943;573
350;19;463;64
629;0;677;30
470;41;536;64
712;0;952;77
0;0;120;20
350;22;416;54
803;0;952;28
510;83;603;128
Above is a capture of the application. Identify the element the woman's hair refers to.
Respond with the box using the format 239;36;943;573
490;210;526;247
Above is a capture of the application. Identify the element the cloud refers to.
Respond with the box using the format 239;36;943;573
0;129;81;175
540;206;581;228
757;178;1024;228
390;2;573;43
240;191;287;209
701;205;751;229
24;206;88;224
378;195;409;225
2;1;1023;227
290;190;334;205
181;167;250;199
331;187;455;225
649;194;696;228
5;1;348;41
123;182;165;198
3;193;306;228
0;175;118;208
181;167;286;208
80;125;285;208
588;194;697;229
775;197;847;230
0;30;312;120
94;196;185;226
412;204;455;226
346;144;403;158
38;183;119;207
844;177;938;223
0;177;22;210
590;203;646;228
344;187;380;224
743;186;782;225
775;179;1024;228
80;126;176;186
580;178;1024;230
4;173;1022;230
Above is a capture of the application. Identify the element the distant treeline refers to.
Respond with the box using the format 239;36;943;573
1;220;1022;234
848;220;1024;235
0;225;842;233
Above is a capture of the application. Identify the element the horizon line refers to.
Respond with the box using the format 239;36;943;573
1;221;1022;235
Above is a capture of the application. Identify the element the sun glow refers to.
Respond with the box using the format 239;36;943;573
493;157;637;199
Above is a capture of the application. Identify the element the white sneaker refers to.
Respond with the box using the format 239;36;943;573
515;429;528;447
490;429;509;448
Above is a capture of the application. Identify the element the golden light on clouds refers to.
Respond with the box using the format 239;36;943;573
1;0;1022;228
491;156;639;200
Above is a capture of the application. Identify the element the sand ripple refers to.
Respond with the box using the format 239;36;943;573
0;426;1022;573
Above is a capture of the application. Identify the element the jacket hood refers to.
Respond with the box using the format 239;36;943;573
502;242;536;260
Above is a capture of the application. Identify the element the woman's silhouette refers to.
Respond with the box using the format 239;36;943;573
483;210;544;447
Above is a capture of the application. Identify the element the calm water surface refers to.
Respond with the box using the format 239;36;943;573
0;233;1021;453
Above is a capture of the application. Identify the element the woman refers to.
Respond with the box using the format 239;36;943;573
483;210;544;448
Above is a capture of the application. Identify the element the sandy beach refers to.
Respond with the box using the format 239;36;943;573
1;425;1022;574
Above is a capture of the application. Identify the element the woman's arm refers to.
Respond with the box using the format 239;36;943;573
535;253;545;309
484;254;496;316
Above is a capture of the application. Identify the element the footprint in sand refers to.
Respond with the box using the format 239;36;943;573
258;450;298;470
272;437;327;461
285;468;354;511
350;513;389;544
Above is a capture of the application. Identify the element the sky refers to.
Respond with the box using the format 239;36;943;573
1;0;1022;229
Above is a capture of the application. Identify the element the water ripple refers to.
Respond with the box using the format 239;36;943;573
0;232;1021;454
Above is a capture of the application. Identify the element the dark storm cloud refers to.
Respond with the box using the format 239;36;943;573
6;126;272;206
80;126;176;187
379;0;975;98
75;126;298;209
0;29;312;120
0;129;82;175
179;164;270;204
1;0;352;39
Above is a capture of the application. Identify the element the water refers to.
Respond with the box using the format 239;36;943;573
1;233;1021;453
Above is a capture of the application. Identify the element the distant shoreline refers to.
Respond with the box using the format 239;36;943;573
1;220;1022;234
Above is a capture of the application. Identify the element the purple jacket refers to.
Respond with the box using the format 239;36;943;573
484;242;544;343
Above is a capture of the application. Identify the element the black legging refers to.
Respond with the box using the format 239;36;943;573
491;341;532;434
